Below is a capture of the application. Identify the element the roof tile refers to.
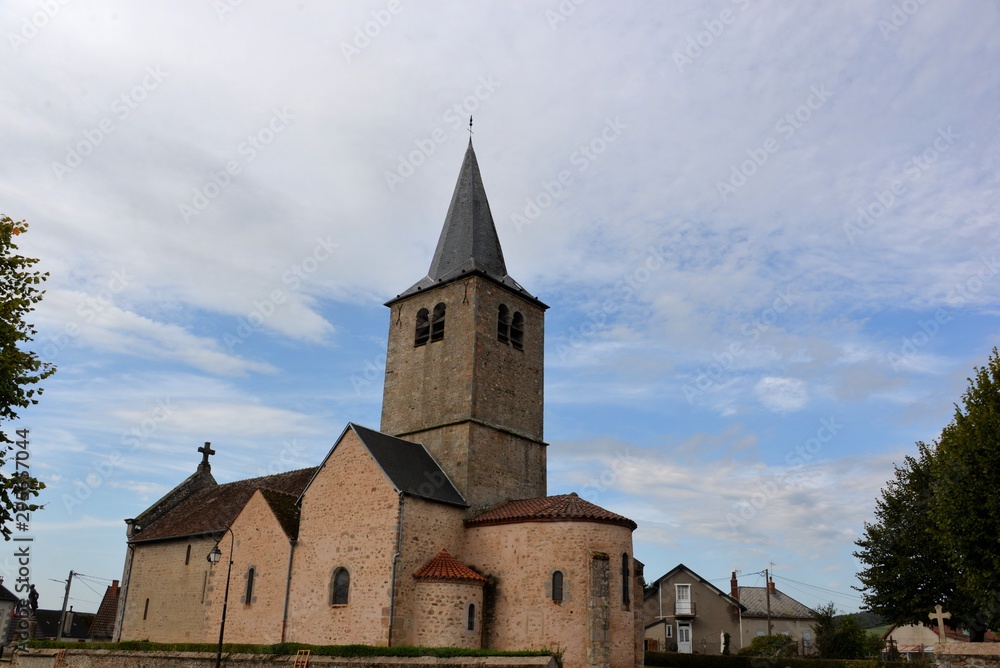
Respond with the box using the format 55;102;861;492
465;493;637;530
414;549;487;585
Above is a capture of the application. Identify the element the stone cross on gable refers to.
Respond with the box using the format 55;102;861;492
929;604;951;643
198;442;216;466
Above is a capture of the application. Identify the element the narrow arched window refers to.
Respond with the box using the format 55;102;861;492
415;308;430;346
467;603;476;631
497;305;510;343
552;570;564;603
511;311;524;350
185;544;191;565
331;567;350;605
621;553;631;606
143;598;149;620
245;567;255;605
431;303;446;341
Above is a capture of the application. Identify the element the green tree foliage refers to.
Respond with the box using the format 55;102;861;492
0;216;53;539
812;603;883;659
736;633;797;658
854;348;1000;636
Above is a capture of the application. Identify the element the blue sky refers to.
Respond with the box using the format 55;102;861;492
2;1;998;614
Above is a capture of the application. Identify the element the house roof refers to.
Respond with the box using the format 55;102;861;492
28;609;93;640
88;580;120;639
465;492;637;530
413;549;487;585
644;563;747;612
132;467;316;543
0;582;19;602
259;488;302;540
738;586;816;619
389;140;544;308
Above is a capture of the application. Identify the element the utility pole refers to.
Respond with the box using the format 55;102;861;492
765;568;772;636
56;571;74;641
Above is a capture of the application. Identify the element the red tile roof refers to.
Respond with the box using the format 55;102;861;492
132;467;316;543
465;493;637;530
88;580;120;639
413;549;487;585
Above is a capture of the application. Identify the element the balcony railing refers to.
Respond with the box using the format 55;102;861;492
675;601;696;617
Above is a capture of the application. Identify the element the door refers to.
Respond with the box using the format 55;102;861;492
678;623;692;653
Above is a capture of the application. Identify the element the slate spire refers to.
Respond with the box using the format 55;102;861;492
427;139;508;282
390;140;541;304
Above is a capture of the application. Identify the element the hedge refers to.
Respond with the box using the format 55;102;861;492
644;651;908;668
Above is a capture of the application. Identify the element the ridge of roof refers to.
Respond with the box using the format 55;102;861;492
465;493;637;530
413;548;487;585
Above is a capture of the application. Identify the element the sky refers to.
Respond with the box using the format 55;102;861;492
2;0;999;616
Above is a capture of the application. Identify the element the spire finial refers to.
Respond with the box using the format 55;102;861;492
468;116;474;142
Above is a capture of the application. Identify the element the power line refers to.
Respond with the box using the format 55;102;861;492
772;574;863;601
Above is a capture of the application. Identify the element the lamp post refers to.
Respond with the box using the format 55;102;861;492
207;528;234;668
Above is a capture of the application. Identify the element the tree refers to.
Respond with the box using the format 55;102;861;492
854;348;1000;636
0;216;53;539
812;603;883;659
736;633;797;658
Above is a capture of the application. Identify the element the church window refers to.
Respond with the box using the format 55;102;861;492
143;598;149;620
497;305;510;343
510;311;524;350
431;303;446;341
621;553;630;607
185;544;191;565
552;570;564;603
245;567;255;605
467;603;475;631
415;309;430;346
331;567;350;605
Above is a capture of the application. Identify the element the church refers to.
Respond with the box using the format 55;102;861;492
112;140;643;668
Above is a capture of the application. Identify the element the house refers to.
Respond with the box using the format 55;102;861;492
113;140;644;668
732;573;817;654
643;564;745;654
0;580;18;644
883;622;998;661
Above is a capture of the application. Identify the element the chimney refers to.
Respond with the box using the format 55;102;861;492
768;577;776;595
730;571;739;600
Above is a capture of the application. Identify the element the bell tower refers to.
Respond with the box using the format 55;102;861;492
381;140;547;510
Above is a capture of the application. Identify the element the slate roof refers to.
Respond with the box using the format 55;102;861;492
389;140;545;308
465;493;637;530
413;549;487;585
343;424;467;507
27;609;94;640
132;467;317;543
0;582;18;602
259;488;302;540
88;580;120;639
738;586;816;619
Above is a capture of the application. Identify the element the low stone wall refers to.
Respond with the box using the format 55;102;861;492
936;642;1000;668
11;650;557;668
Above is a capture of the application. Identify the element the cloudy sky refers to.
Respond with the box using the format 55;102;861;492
3;0;998;615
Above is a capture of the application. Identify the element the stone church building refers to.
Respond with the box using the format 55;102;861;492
113;141;643;668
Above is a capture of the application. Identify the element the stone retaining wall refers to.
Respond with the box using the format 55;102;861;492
12;650;557;668
936;642;1000;668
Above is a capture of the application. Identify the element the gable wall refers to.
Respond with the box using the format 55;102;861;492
389;495;468;645
204;491;291;645
119;536;216;642
465;521;638;668
286;429;399;645
645;570;741;654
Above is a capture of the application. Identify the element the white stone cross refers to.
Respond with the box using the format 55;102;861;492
929;604;952;643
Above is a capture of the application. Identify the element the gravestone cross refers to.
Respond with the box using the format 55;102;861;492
929;604;951;643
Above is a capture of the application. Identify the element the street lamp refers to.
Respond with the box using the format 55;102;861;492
207;528;234;668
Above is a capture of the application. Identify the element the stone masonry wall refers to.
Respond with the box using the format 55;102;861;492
414;581;484;649
204;490;293;645
937;643;1000;668
119;535;216;642
285;429;400;645
13;650;558;668
464;520;637;668
391;496;468;646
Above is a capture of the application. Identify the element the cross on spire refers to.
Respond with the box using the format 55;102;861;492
198;442;216;467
